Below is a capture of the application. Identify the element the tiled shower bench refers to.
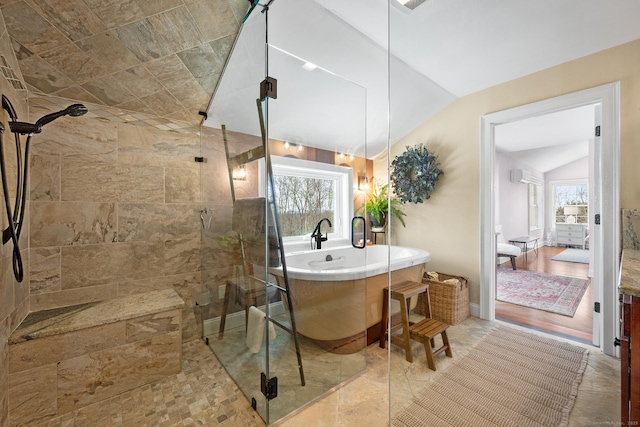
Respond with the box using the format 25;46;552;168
7;289;185;426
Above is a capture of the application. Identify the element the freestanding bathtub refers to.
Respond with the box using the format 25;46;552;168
270;245;430;353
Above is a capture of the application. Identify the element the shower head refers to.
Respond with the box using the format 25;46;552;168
8;103;88;135
35;104;88;128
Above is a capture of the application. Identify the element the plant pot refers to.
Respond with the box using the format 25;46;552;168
368;211;386;231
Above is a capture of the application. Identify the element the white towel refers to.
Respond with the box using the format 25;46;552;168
246;306;277;353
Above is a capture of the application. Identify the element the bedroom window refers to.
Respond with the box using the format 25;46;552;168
260;156;353;240
528;182;543;231
552;181;588;224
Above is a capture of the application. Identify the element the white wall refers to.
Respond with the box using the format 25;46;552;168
545;155;589;181
376;39;640;305
495;153;544;241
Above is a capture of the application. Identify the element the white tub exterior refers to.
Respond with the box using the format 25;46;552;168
269;245;430;352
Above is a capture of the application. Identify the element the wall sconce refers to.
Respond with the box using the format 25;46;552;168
284;141;303;152
358;176;369;191
563;206;579;223
338;153;354;161
232;165;247;181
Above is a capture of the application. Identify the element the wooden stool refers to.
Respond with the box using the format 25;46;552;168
409;318;452;371
379;280;431;363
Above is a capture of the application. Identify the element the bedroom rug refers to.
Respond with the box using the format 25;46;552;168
392;326;589;427
552;248;590;264
496;269;589;317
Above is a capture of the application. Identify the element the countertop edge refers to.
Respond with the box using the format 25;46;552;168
620;249;640;298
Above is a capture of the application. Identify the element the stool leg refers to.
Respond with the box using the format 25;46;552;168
442;330;452;358
422;288;432;319
399;296;413;363
218;282;232;339
423;340;436;371
380;289;389;349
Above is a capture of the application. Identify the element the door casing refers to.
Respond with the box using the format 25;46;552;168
479;82;620;356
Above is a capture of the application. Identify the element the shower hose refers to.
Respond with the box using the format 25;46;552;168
0;95;31;283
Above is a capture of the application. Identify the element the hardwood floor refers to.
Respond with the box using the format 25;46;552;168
495;245;593;344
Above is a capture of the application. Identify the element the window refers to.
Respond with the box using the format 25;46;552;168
551;181;588;224
260;156;353;240
528;181;543;231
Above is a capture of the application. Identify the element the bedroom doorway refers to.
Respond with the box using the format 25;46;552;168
493;106;594;344
479;83;620;357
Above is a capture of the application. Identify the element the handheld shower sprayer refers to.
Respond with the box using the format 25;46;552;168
7;103;89;135
36;104;88;127
0;96;88;282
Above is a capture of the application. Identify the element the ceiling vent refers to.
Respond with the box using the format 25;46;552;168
395;0;429;11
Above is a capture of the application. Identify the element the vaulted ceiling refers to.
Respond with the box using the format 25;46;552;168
3;0;640;159
1;0;248;131
207;0;640;158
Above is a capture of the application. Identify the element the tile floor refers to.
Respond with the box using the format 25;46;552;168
208;311;367;423
34;340;263;427
34;317;620;426
276;317;620;427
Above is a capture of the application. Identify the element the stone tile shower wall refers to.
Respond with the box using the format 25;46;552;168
0;5;29;426
27;100;205;342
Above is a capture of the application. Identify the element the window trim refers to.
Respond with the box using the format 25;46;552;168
528;180;543;232
259;156;354;242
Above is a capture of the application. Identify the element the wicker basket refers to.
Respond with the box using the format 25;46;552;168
416;272;470;325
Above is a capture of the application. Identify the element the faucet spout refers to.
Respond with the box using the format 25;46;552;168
311;217;332;250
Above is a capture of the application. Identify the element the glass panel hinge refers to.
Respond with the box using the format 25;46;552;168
261;372;278;400
260;77;277;101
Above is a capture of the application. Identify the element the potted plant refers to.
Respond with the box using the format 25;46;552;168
357;179;406;231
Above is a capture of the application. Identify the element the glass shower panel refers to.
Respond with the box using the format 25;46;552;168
202;0;371;424
199;2;270;422
264;43;368;423
387;1;456;424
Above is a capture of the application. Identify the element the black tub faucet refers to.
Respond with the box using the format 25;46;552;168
311;218;332;249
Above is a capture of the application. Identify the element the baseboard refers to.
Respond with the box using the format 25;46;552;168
470;302;480;318
203;301;286;337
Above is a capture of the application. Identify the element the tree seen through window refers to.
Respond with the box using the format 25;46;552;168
273;175;335;237
554;183;588;224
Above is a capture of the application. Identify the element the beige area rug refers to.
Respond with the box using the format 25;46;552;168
392;326;589;427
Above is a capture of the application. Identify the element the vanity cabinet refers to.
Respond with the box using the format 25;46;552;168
555;223;587;249
620;250;640;424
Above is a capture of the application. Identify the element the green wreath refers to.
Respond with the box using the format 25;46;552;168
391;144;443;204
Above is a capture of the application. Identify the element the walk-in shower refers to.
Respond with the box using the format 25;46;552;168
199;0;370;423
0;96;87;281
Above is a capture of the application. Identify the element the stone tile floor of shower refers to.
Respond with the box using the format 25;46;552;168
36;317;620;426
